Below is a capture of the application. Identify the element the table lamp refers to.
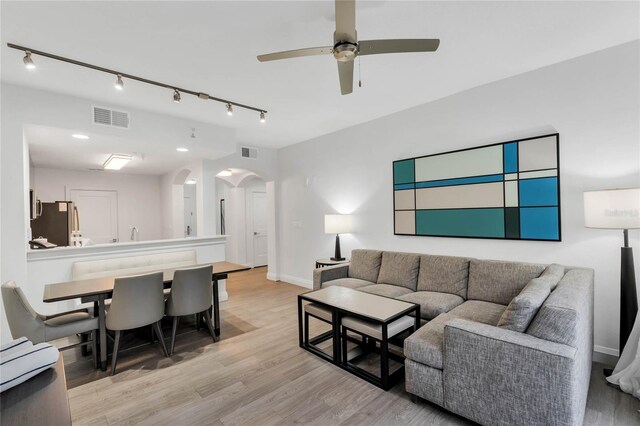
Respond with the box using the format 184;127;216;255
325;214;352;261
584;188;640;358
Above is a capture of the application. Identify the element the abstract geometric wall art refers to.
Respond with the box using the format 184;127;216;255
393;133;561;241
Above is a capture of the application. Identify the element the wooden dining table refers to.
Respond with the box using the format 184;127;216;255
43;261;250;371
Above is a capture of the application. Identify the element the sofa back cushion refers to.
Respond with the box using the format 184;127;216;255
376;252;420;291
527;268;594;348
497;278;551;332
417;255;470;298
348;249;383;283
72;250;197;280
467;259;546;305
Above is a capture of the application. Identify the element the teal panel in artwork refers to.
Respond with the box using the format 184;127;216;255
416;209;505;238
519;177;558;207
394;159;415;185
520;207;559;240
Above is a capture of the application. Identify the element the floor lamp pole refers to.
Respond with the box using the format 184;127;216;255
620;228;638;354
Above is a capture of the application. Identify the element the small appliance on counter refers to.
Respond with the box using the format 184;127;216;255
30;201;80;247
29;237;57;249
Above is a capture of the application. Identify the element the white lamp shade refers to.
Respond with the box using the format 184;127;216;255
584;188;640;229
325;214;352;234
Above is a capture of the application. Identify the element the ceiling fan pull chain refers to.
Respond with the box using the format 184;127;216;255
358;56;362;88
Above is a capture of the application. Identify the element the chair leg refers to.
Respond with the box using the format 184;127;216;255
91;330;98;369
170;316;179;356
194;313;200;331
203;309;219;342
80;332;89;356
153;321;169;357
111;330;121;376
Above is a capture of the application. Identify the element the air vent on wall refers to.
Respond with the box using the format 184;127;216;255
241;146;258;159
92;106;130;129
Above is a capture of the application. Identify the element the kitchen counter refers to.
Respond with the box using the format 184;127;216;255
27;235;226;261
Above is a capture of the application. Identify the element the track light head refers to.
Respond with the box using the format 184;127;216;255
173;89;181;103
226;103;233;116
115;74;124;90
260;111;266;123
23;50;35;70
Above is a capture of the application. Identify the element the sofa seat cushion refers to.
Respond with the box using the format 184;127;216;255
448;300;507;326
323;278;373;290
404;313;457;369
467;259;546;305
497;278;551;332
348;250;383;283
417;255;471;299
397;291;464;320
358;284;414;298
376;252;421;291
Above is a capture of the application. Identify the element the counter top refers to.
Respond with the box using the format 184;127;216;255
27;235;227;262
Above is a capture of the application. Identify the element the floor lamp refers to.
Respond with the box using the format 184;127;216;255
584;188;640;375
325;214;352;261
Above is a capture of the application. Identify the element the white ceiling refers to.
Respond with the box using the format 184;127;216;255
2;1;639;149
26;125;219;175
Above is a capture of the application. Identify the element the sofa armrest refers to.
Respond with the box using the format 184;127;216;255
312;264;349;290
443;318;582;426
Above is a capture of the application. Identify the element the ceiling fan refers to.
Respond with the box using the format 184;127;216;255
257;0;440;95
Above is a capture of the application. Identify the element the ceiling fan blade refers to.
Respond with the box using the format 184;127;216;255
335;0;356;42
257;46;333;62
337;60;354;95
358;39;440;56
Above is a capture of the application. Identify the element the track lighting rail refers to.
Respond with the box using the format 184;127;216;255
7;43;268;115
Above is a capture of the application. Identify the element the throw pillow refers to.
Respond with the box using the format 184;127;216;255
497;278;551;332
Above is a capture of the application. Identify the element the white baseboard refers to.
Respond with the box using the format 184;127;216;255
266;272;279;282
279;274;313;289
594;345;619;357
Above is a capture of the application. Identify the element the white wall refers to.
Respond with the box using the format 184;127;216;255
33;167;164;241
277;41;640;357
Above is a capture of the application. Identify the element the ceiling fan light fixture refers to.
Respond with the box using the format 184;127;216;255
226;103;233;116
173;89;181;103
260;111;266;123
115;74;124;90
23;50;35;69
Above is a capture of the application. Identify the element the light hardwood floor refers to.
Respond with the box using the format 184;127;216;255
65;268;640;425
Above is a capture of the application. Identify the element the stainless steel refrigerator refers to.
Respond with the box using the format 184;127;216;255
30;201;80;247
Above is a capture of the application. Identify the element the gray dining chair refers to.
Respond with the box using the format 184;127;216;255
1;281;98;368
106;272;168;375
165;264;216;355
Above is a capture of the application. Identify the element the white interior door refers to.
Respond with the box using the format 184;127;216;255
68;189;118;243
252;191;268;267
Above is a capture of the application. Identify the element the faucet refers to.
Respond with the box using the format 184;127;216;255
130;226;139;241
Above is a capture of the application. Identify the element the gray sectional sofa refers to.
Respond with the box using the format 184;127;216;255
313;249;594;426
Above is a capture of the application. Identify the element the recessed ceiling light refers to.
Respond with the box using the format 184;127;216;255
103;154;131;170
176;147;189;152
72;134;90;140
217;169;232;177
185;178;197;185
